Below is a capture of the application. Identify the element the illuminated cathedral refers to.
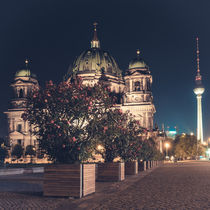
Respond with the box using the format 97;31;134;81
5;23;156;160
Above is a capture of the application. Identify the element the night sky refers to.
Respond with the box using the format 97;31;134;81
1;0;210;140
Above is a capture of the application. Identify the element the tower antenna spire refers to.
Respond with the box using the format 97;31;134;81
195;37;202;83
196;37;200;75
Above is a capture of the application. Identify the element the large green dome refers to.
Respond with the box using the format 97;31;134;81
71;48;122;77
70;23;122;78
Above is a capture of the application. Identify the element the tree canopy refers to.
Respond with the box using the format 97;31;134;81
173;134;205;159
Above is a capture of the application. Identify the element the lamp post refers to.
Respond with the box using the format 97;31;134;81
165;142;170;160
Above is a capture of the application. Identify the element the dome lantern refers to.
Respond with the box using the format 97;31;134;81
91;22;100;49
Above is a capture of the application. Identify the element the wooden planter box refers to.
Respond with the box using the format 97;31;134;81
125;161;138;175
43;164;95;198
144;161;147;171
138;161;144;171
146;161;150;169
97;162;124;182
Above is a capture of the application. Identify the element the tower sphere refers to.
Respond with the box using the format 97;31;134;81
193;86;205;95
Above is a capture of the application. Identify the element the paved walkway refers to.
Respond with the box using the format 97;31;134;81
0;161;210;209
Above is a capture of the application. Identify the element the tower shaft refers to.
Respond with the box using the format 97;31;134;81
196;95;203;143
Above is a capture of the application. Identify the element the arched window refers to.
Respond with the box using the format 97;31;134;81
134;81;140;91
19;89;23;98
147;78;151;90
17;124;22;132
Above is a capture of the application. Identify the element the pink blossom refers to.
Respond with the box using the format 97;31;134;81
49;80;53;86
44;99;48;103
58;133;61;136
73;137;76;142
50;120;54;124
103;126;108;133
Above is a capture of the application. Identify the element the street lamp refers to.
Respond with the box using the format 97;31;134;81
165;142;170;160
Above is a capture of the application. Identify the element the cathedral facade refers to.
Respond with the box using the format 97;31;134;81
5;24;156;159
67;24;155;130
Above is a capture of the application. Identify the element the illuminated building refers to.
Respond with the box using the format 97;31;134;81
4;60;39;153
67;23;156;129
193;37;205;144
5;23;156;160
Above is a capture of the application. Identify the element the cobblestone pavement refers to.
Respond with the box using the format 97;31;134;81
0;161;210;209
66;161;210;210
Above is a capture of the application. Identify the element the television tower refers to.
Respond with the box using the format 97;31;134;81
193;37;205;144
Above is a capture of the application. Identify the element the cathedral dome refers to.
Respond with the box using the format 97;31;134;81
72;48;122;77
128;50;147;70
70;23;122;78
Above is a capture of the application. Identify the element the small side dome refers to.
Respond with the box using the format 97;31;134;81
128;49;147;70
15;69;36;78
15;59;37;78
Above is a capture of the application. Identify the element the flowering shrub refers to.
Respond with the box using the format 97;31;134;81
23;76;146;163
23;77;107;163
94;106;144;162
119;117;144;162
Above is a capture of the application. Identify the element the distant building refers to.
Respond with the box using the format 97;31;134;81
166;130;177;140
